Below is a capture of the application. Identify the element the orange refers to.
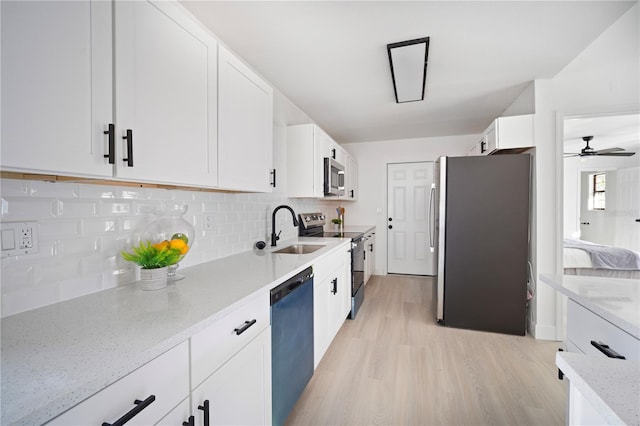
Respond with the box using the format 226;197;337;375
153;240;170;251
169;238;189;255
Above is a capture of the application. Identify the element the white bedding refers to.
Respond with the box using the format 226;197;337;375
563;240;640;279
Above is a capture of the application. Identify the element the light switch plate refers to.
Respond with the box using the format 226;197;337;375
1;221;38;257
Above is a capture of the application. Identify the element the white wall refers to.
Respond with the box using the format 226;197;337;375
564;154;640;244
526;3;640;340
342;135;477;275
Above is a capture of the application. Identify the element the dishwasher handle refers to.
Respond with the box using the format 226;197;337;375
270;267;314;306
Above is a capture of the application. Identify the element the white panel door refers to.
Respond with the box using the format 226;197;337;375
218;45;274;192
114;0;217;187
1;0;113;177
387;162;435;275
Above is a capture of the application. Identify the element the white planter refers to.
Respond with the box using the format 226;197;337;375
140;266;168;291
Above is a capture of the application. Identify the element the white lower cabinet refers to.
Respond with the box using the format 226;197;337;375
313;244;350;368
48;341;189;425
191;328;272;426
566;299;639;360
189;290;272;425
364;232;375;284
157;397;192;426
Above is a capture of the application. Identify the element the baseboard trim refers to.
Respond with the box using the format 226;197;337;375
534;323;559;341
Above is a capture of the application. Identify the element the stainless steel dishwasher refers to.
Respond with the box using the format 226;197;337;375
270;266;314;426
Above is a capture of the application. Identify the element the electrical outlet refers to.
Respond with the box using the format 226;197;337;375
1;221;38;257
203;213;216;231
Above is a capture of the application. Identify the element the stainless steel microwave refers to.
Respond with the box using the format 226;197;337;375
324;157;345;196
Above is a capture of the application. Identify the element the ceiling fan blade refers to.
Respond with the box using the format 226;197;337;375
594;147;624;154
563;153;580;157
595;151;636;156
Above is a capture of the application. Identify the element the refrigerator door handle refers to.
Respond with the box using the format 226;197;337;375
428;183;436;252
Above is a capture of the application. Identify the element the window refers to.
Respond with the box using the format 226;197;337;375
591;172;606;210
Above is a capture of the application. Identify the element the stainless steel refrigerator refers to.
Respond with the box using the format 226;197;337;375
433;154;531;335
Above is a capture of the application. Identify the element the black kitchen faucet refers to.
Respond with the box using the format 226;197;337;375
271;205;299;246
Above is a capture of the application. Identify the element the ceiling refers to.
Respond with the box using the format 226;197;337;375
180;1;636;144
564;113;640;154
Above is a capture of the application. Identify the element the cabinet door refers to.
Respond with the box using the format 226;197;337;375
1;0;113;177
191;328;272;426
345;153;359;200
484;123;497;154
114;0;217;187
313;275;331;368
49;341;189;425
328;268;348;339
218;45;274;192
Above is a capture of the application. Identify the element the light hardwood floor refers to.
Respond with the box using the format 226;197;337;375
286;275;567;426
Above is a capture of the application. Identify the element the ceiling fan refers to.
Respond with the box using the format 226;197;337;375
564;136;636;157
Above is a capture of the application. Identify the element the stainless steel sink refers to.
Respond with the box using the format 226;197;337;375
273;244;325;254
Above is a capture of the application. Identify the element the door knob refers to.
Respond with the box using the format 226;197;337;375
388;217;392;222
388;225;393;229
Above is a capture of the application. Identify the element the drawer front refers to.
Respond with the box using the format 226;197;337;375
314;245;347;281
191;290;269;388
48;341;189;425
567;299;639;361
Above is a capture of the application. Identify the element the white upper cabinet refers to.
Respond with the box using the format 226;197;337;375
287;123;358;200
287;124;325;198
480;114;534;155
217;45;274;192
114;1;218;187
1;0;113;177
344;152;359;200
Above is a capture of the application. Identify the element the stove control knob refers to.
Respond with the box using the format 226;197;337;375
319;215;325;220
305;217;310;221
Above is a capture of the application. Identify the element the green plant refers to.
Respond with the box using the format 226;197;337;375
331;218;343;225
121;241;182;269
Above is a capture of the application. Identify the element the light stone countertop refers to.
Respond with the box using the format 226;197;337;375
1;237;350;426
543;274;640;425
540;274;640;339
556;352;640;425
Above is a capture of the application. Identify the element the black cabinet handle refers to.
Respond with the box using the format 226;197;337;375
270;169;277;187
331;148;336;159
103;123;115;164
234;319;257;335
183;415;195;426
331;278;338;295
580;222;590;225
388;217;392;222
198;399;210;426
591;340;626;359
369;244;373;252
388;225;392;229
102;394;155;426
123;129;133;167
350;189;354;198
557;348;564;380
480;140;486;153
636;219;640;222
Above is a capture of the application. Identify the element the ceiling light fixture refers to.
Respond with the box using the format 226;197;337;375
387;37;430;103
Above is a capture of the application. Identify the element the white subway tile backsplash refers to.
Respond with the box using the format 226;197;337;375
54;200;99;217
39;219;80;239
0;178;336;317
1;198;55;220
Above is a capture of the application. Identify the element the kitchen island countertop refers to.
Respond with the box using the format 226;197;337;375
1;237;350;426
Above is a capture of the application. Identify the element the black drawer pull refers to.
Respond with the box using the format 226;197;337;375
183;415;195;426
331;278;338;295
102;394;155;426
103;123;115;164
590;340;626;359
234;319;257;335
198;399;210;426
123;129;134;167
270;169;277;187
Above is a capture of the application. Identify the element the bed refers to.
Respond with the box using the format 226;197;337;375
563;239;640;279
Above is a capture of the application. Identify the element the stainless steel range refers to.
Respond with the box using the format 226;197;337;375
298;212;365;319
